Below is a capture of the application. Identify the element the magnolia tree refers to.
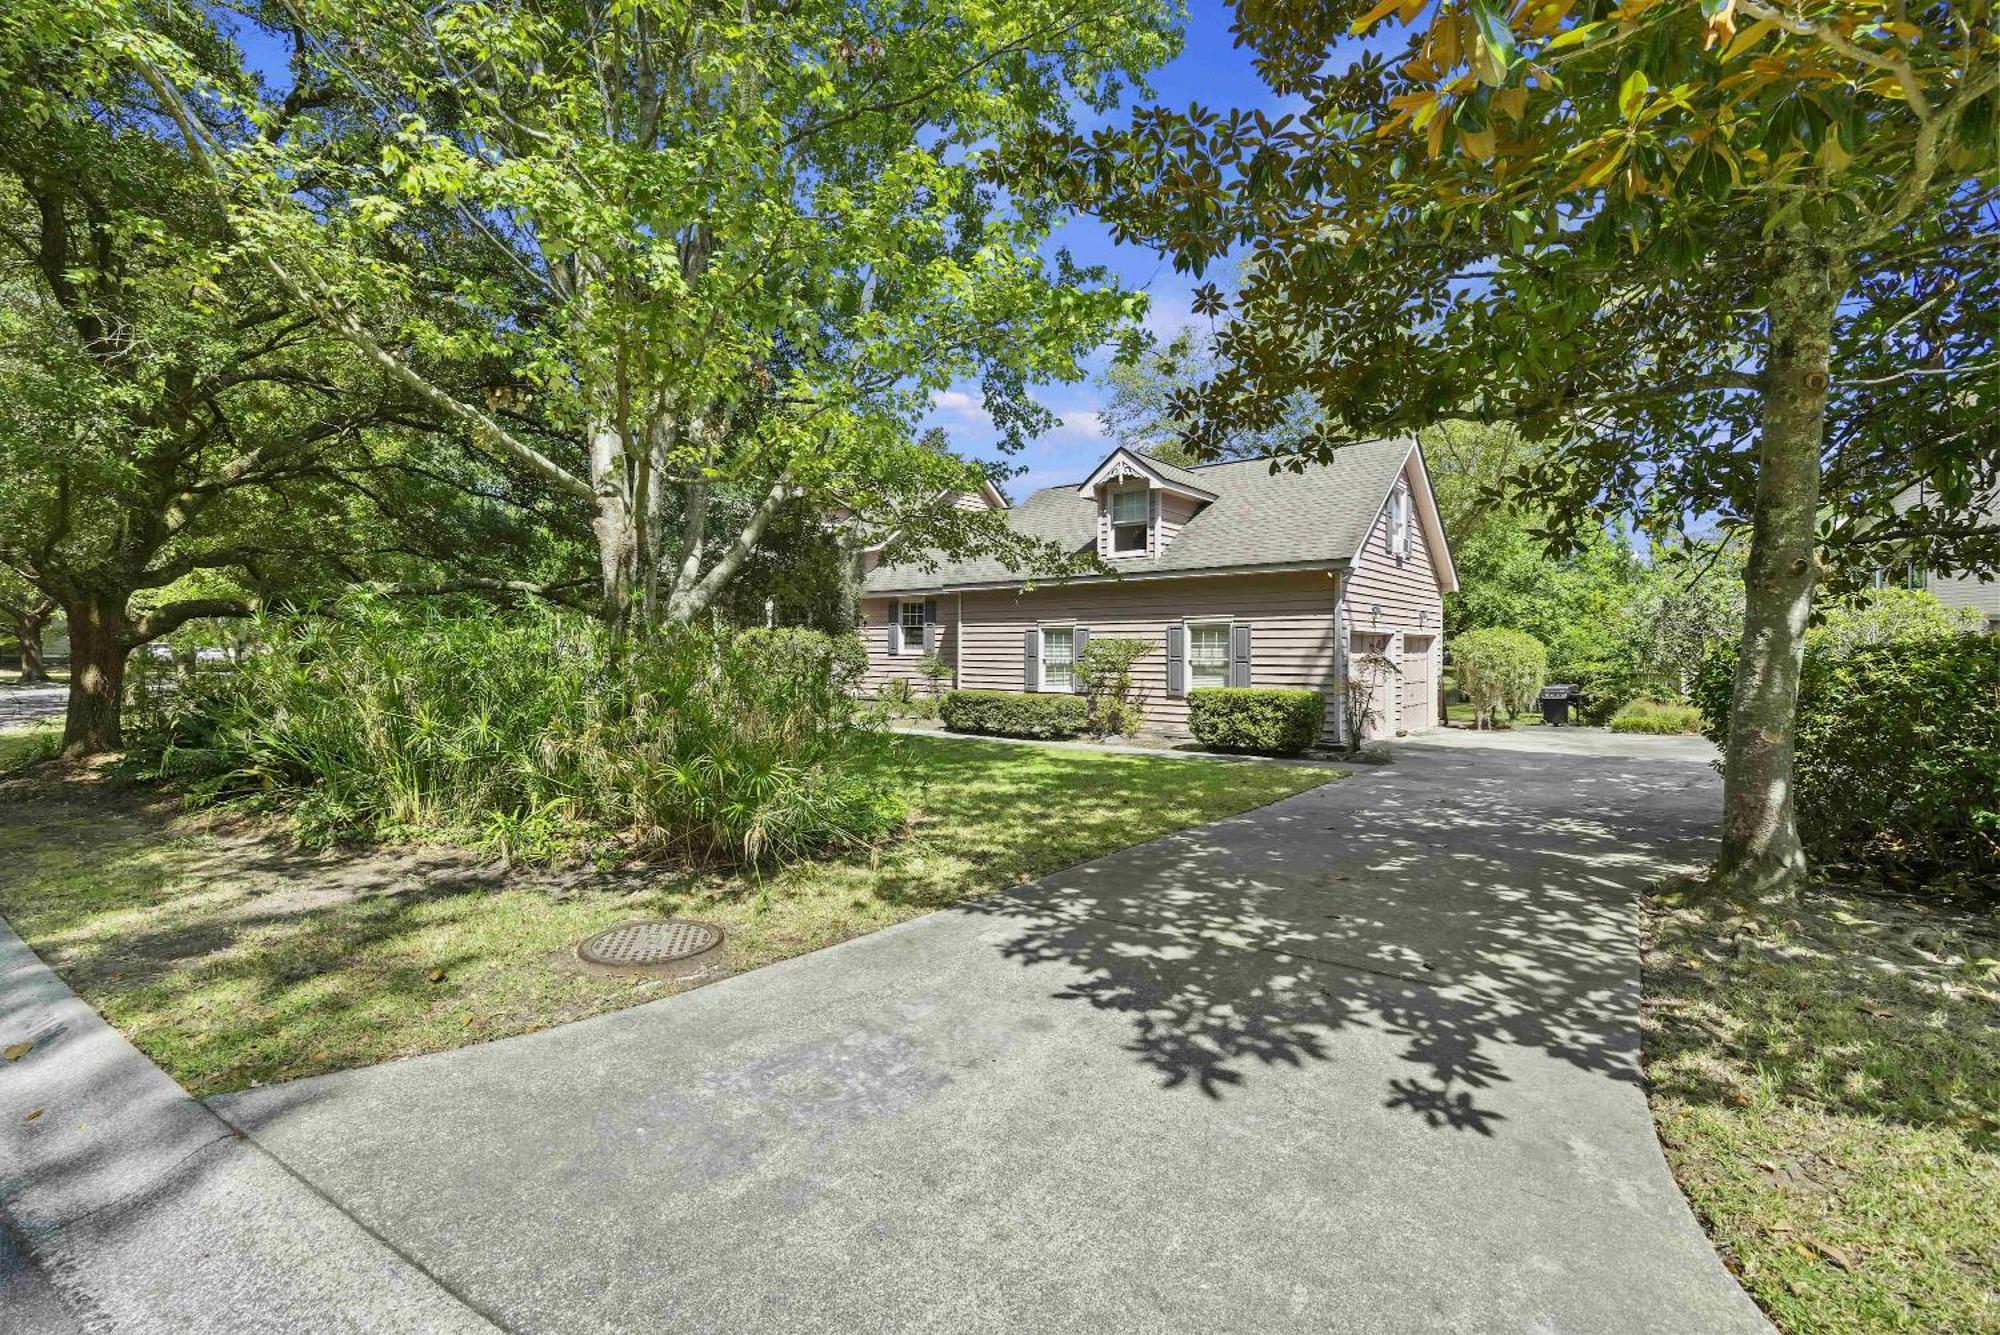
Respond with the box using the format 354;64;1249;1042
124;0;1180;638
1013;0;1998;897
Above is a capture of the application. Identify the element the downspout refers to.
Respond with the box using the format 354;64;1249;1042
1332;570;1348;749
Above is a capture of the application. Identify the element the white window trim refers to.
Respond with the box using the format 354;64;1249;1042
895;599;926;656
1390;482;1412;562
1108;484;1152;557
1184;615;1234;692
1038;620;1078;693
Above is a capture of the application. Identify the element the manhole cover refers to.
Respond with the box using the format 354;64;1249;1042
576;920;722;969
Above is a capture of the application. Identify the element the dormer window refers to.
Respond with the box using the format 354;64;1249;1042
1110;487;1150;554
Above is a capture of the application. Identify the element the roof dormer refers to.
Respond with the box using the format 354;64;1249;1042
1076;448;1216;562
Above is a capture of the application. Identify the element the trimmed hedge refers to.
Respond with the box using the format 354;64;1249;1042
1187;688;1324;755
938;689;1089;739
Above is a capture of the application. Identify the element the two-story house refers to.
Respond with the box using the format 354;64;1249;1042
856;437;1457;744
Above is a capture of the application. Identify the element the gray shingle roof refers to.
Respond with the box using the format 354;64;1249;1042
863;436;1416;595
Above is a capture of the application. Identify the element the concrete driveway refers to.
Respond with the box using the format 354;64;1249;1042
194;728;1766;1334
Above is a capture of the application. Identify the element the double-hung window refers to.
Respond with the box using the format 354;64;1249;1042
1188;620;1231;690
1110;487;1150;554
1041;625;1075;692
898;600;926;655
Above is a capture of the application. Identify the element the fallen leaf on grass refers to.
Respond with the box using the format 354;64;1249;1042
2;1042;32;1061
460;1016;473;1027
1809;1240;1858;1271
427;969;446;983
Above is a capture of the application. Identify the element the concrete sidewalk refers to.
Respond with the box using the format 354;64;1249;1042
202;730;1766;1334
0;918;499;1333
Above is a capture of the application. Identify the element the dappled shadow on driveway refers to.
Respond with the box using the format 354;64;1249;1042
962;737;1720;1130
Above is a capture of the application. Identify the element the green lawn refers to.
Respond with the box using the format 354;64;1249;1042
0;734;1331;1097
0;722;60;769
1644;888;2000;1334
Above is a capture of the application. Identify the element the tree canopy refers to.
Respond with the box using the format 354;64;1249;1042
1007;0;1998;896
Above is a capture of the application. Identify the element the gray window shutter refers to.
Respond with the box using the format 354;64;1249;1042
1165;625;1186;698
1023;627;1040;691
1230;623;1253;687
1072;626;1090;692
887;600;900;655
922;600;939;655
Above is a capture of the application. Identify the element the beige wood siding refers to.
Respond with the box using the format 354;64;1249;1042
1156;492;1204;554
1343;464;1447;734
1929;568;2000;627
955;571;1343;737
858;596;956;699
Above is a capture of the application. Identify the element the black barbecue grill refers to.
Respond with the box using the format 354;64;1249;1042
1539;684;1581;726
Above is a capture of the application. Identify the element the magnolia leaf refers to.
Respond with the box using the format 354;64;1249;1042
1722;17;1778;60
1563;145;1625;191
1494;87;1530;121
1541;20;1603;54
1468;0;1518;86
1349;0;1404;37
2;1042;31;1061
23;1108;43;1122
1459;124;1498;160
1619;69;1650;120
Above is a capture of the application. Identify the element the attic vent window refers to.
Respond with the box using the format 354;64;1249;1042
1110;488;1149;554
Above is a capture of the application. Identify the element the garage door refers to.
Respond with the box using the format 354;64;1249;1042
1400;635;1434;733
1349;632;1396;741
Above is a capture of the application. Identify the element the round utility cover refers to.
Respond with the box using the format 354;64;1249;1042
576;919;722;970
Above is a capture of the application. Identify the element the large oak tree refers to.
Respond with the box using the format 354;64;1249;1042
1013;0;1998;896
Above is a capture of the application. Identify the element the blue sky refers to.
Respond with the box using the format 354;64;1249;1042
928;3;1302;498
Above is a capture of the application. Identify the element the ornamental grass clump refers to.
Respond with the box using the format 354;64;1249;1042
1608;698;1704;735
131;600;901;866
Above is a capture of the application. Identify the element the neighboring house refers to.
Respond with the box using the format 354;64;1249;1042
857;437;1457;744
1884;483;2000;632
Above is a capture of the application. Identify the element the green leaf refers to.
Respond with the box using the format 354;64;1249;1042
1619;69;1650;120
1468;0;1518;87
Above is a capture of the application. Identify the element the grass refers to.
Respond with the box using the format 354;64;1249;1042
1644;885;2000;1334
0;733;1332;1097
0;723;61;769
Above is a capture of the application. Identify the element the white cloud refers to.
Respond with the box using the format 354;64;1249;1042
928;388;991;429
1050;410;1106;443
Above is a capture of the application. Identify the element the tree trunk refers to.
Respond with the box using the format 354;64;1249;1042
589;420;646;642
14;602;52;684
1714;238;1844;900
62;596;132;756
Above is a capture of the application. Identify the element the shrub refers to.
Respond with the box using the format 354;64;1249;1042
1339;651;1399;749
1807;587;1984;658
1451;628;1548;728
733;626;868;693
1608;698;1704;735
938;689;1089;739
1697;633;1999;883
1075;636;1154;736
1187;688;1323;755
128;600;904;866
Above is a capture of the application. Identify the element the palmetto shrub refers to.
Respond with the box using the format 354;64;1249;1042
132;601;902;865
